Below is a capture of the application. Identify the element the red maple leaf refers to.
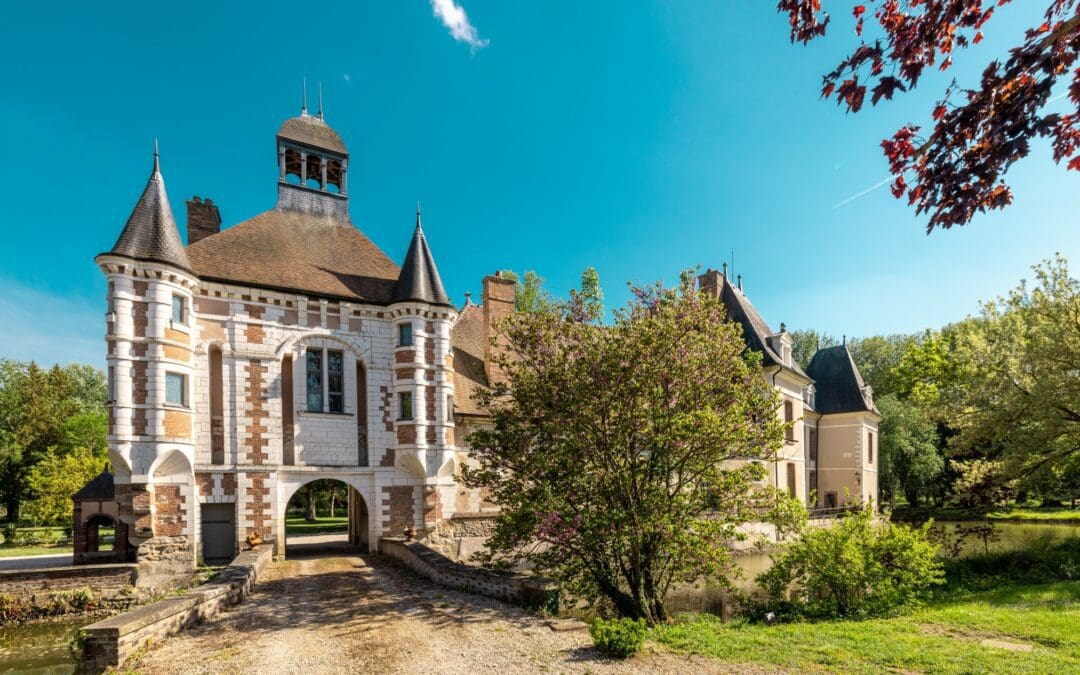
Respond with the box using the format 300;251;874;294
1068;156;1080;171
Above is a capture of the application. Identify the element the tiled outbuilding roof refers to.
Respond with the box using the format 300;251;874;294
72;469;114;501
277;114;347;155
186;208;400;303
393;212;451;306
107;152;192;272
451;303;489;416
806;345;879;414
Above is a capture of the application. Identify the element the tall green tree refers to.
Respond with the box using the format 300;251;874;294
939;256;1079;481
0;361;80;522
847;334;918;399
790;329;838;370
876;394;944;509
570;266;604;323
499;269;554;314
465;273;802;624
23;447;106;528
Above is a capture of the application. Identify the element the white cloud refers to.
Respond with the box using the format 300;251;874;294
430;0;489;51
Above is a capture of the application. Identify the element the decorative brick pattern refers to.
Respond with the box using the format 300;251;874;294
396;424;416;445
153;485;185;537
243;361;269;465
395;349;415;364
382;485;415;535
244;472;271;537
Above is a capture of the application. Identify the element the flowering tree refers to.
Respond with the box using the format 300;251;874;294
463;273;803;624
779;1;1080;231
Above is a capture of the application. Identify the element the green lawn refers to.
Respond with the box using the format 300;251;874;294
652;582;1080;673
893;505;1080;523
0;545;72;558
284;516;348;535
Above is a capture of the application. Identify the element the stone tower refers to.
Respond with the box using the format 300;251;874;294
389;207;458;531
95;147;198;584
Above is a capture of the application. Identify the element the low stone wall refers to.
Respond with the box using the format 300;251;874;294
0;563;137;596
381;537;558;610
421;513;499;562
79;544;272;672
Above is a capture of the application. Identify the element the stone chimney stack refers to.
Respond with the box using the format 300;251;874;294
185;196;221;245
482;271;517;387
696;268;723;300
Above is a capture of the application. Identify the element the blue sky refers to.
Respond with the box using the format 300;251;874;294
0;1;1076;367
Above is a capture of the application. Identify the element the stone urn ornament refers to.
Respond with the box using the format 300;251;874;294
403;526;416;541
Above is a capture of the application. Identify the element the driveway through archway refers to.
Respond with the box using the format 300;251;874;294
284;479;369;557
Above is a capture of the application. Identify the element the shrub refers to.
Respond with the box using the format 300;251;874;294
756;508;944;619
590;617;647;658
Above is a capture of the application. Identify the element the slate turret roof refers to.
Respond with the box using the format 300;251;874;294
106;149;192;273
715;275;810;380
393;209;451;305
806;344;879;414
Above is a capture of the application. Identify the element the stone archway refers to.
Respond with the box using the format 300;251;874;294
282;478;369;557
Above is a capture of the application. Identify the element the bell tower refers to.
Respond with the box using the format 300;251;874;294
276;86;350;220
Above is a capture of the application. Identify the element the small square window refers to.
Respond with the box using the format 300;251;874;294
165;372;186;406
398;392;413;420
398;323;413;347
171;295;186;325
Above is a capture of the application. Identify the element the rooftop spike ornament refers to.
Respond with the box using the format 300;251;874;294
153;138;160;175
301;77;308;116
318;82;324;120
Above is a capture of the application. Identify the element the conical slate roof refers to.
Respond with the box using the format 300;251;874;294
109;150;192;272
806;344;878;414
393;209;450;305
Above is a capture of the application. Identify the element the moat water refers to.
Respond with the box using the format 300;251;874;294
3;520;1078;671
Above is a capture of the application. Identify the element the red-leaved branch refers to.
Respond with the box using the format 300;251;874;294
778;0;1080;231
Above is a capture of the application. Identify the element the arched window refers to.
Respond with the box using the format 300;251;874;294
284;148;302;184
209;346;224;465
356;361;367;466
783;400;795;442
283;355;295;465
326;159;343;193
306;154;323;189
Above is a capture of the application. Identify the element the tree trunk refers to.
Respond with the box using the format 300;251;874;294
329;489;337;519
305;485;317;522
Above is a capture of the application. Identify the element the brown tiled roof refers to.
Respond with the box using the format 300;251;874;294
277;114;347;155
452;303;489;416
186;208;400;303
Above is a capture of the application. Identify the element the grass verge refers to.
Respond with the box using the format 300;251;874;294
284;516;348;535
652;581;1080;673
0;546;73;558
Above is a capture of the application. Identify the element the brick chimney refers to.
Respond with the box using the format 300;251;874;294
482;271;517;387
185;196;221;245
697;268;724;300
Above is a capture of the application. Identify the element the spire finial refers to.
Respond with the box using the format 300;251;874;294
153;138;160;174
302;77;308;115
317;82;324;120
415;201;422;229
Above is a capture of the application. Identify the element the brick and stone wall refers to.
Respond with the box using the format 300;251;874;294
0;564;137;598
380;537;557;609
80;545;272;672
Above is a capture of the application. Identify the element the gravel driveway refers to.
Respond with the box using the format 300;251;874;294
127;554;740;674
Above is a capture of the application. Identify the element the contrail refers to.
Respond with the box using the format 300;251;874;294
831;176;893;209
832;91;1070;210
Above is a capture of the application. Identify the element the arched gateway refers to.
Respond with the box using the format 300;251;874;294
87;102;500;582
